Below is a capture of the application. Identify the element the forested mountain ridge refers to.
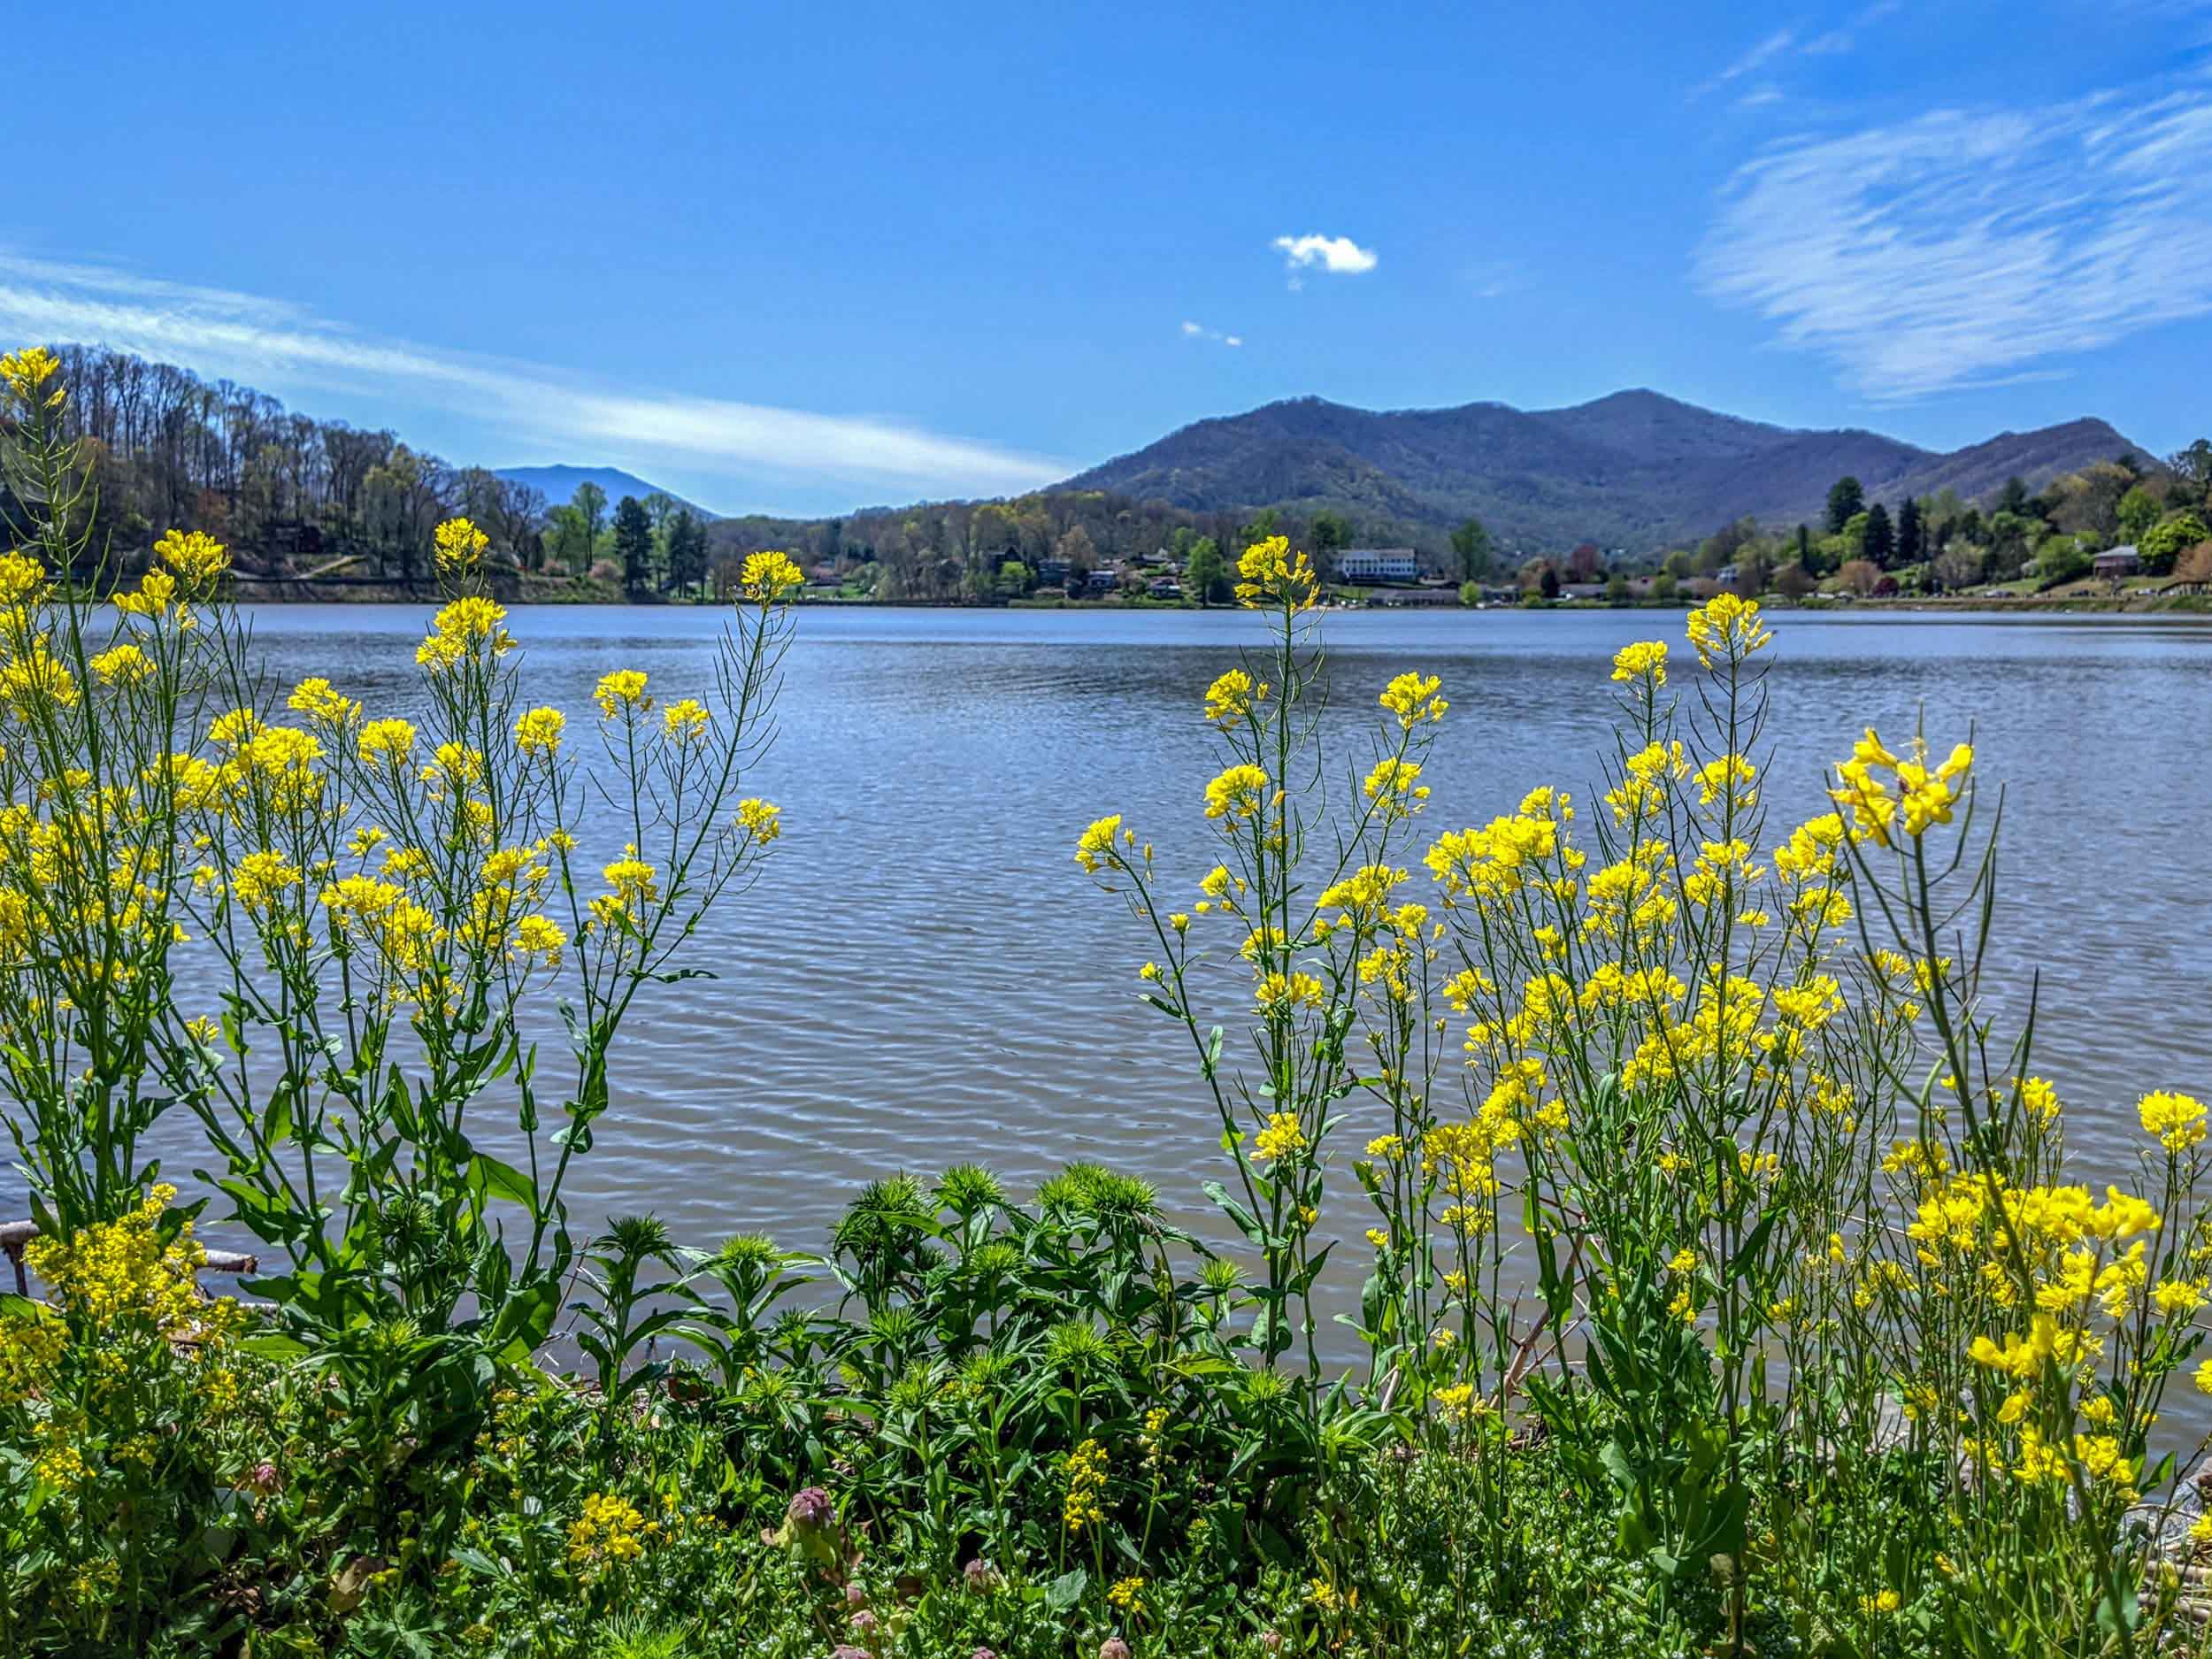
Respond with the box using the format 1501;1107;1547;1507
1063;389;2154;550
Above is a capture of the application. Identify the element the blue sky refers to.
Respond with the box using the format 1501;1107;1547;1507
7;0;2211;515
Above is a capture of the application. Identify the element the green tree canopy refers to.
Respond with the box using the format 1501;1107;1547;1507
613;495;653;595
1863;502;1895;569
1450;516;1494;583
1825;476;1864;534
2141;511;2211;575
1184;536;1228;606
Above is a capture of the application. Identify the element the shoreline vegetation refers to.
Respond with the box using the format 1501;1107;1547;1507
24;344;2212;626
10;342;2212;1659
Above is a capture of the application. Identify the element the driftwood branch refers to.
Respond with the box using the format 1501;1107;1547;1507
1;1219;257;1297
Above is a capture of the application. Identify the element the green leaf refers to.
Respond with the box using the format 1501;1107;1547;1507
1201;1180;1265;1247
469;1154;541;1214
1045;1568;1087;1614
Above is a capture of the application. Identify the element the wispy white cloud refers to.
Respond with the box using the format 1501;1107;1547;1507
0;251;1068;496
1736;85;1786;110
1695;73;2212;399
1179;319;1242;347
1696;3;1901;98
1271;234;1379;280
1710;28;1796;88
1463;259;1521;299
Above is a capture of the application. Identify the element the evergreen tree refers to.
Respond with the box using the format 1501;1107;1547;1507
613;495;654;595
1826;476;1865;534
1896;496;1923;566
1863;501;1895;569
665;509;708;597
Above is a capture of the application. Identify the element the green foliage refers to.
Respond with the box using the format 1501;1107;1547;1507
1825;474;1864;534
2141;511;2210;575
9;361;2212;1659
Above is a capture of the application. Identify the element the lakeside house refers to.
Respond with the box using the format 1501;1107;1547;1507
2093;544;2141;580
1333;547;1421;585
1085;568;1120;595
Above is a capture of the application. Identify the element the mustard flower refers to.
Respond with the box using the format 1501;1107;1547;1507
741;549;806;599
736;797;782;845
663;698;710;743
1203;764;1269;822
154;527;232;589
0;344;64;405
1252;1110;1307;1162
1685;591;1772;667
1609;639;1668;686
1203;667;1263;726
595;669;651;718
1233;535;1318;610
1378;670;1448;728
514;705;566;756
89;643;155;687
434;516;490;573
2139;1089;2207;1153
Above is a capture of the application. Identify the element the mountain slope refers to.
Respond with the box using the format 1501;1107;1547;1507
1062;392;2151;550
494;465;718;519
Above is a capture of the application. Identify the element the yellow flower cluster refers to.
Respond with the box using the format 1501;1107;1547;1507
1063;1437;1109;1534
595;669;650;718
1233;535;1318;611
514;706;566;757
2139;1088;2207;1153
418;595;514;672
1684;591;1772;668
1253;1110;1308;1162
1379;671;1448;729
566;1491;648;1571
1204;667;1264;726
1204;764;1269;822
0;344;65;408
1831;728;1973;848
1075;813;1126;873
154;527;231;590
23;1185;211;1337
741;549;806;599
736;797;782;846
433;515;490;573
1610;639;1668;686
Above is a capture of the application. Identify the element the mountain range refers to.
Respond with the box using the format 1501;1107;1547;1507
1060;390;2154;551
493;465;718;520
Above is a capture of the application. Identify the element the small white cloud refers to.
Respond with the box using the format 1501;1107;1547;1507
1180;319;1203;335
1180;319;1242;347
1224;335;1242;348
1736;84;1786;110
1271;234;1379;276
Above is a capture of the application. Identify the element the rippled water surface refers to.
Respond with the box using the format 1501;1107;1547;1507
12;603;2212;1319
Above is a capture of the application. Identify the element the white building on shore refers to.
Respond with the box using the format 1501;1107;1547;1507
1333;547;1420;585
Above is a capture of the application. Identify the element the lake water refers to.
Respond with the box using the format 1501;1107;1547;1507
9;603;2212;1350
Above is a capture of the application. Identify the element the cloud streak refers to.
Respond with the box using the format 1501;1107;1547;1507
1695;73;2212;399
1179;319;1242;347
0;252;1068;497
